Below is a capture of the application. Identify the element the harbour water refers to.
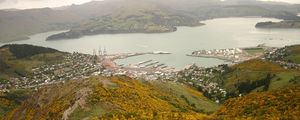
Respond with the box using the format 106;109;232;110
2;17;300;69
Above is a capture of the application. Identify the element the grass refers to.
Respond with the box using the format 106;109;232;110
0;51;65;80
69;103;107;120
243;48;264;55
221;59;297;95
150;81;220;113
214;86;300;120
285;55;300;64
283;45;300;63
0;89;32;118
3;76;213;119
268;72;300;90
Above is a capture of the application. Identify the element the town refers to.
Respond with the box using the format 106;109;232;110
2;45;299;104
3;52;101;89
188;44;277;63
265;46;300;70
0;48;176;90
175;64;228;103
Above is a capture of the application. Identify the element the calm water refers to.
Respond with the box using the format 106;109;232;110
2;17;300;69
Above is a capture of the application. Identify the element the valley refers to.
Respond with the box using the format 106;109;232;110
1;0;300;43
0;44;299;119
1;0;300;119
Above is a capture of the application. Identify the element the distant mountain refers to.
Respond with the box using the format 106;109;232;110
46;8;203;40
0;8;84;42
0;0;300;42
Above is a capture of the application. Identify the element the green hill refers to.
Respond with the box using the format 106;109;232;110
0;44;65;86
213;86;300;120
218;59;300;98
0;44;300;119
3;76;215;120
212;44;300;97
266;44;300;64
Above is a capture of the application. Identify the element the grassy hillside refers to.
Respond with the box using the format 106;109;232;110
284;45;300;63
220;59;300;97
0;89;32;118
3;76;215;120
0;44;65;85
265;44;300;64
213;86;300;120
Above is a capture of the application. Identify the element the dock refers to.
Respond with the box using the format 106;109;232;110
138;60;153;65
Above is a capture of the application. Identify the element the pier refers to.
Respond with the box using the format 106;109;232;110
94;48;174;80
187;45;277;63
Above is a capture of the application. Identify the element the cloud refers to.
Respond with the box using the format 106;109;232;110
260;0;300;3
0;0;299;10
0;0;94;9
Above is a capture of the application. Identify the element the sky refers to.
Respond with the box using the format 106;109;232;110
0;0;97;9
260;0;300;4
0;0;299;10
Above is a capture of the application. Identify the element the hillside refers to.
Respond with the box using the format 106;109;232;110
0;8;83;42
213;86;300;119
217;56;300;98
0;44;300;119
213;45;300;97
266;44;300;64
176;46;300;102
46;9;202;40
0;44;64;80
3;76;216;120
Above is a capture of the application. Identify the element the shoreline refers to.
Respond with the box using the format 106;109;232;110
187;46;277;63
0;16;281;43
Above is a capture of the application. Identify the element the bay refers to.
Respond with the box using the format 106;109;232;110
2;17;300;69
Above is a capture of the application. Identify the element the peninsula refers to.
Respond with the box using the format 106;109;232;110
256;20;300;28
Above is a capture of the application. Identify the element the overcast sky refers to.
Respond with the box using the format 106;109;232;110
0;0;97;9
260;0;300;4
0;0;299;10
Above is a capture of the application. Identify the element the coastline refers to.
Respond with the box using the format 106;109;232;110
0;16;281;43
